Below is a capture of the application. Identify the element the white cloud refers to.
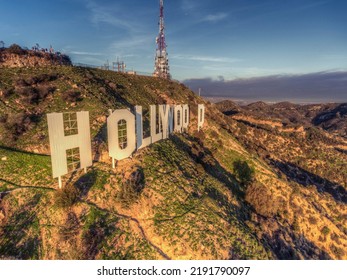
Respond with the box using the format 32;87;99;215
109;34;153;52
78;56;105;65
298;0;332;11
202;13;228;23
181;0;198;12
83;0;154;65
68;51;103;56
86;0;140;33
172;54;241;63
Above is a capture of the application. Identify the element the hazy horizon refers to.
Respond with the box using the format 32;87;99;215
202;97;346;105
184;70;347;103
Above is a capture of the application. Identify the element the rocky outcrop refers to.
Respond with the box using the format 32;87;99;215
0;49;71;68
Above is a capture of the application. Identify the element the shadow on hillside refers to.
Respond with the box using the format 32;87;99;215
261;230;332;260
224;110;240;116
0;194;42;259
170;134;244;199
312;103;347;126
81;210;117;260
0;145;49;156
93;123;108;162
234;119;274;133
335;147;347;155
80;201;134;260
229;224;332;260
204;185;232;208
85;69;134;109
0;178;54;191
269;159;347;204
73;169;98;197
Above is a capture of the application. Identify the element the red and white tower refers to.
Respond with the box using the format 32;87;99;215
154;0;171;79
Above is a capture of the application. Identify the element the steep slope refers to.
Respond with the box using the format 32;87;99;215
216;100;347;259
312;103;347;137
0;66;346;260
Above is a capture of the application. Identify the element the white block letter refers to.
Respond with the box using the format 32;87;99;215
47;111;92;179
150;105;163;143
168;105;174;134
182;104;189;131
135;106;152;149
159;104;170;139
107;109;136;161
198;104;205;131
174;105;183;133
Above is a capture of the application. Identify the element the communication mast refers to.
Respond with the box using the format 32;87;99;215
153;0;171;79
104;60;110;70
113;57;126;72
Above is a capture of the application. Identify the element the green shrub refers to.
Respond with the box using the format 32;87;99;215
233;160;255;186
116;166;145;207
17;85;55;104
8;44;26;55
62;89;83;102
308;216;318;225
54;185;80;208
321;226;330;236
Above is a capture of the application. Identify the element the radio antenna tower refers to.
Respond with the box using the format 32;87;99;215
154;0;171;79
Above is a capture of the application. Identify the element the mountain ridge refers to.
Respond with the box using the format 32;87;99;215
216;100;347;138
0;45;71;68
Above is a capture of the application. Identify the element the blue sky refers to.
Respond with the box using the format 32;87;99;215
1;0;346;101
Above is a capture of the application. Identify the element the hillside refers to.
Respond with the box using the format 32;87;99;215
0;66;346;260
216;100;347;138
0;45;71;68
217;100;347;202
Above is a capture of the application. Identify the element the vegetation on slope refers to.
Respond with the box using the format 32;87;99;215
0;66;346;260
217;100;347;259
0;44;71;68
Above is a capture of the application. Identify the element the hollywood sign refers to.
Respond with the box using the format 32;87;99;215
47;104;205;188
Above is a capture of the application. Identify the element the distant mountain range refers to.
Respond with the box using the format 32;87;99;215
184;71;347;104
216;100;347;138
